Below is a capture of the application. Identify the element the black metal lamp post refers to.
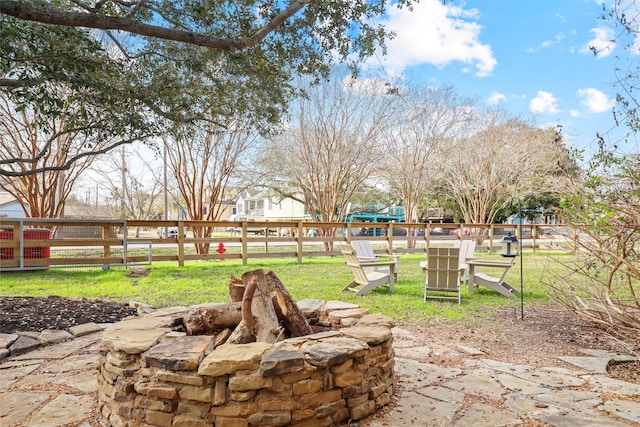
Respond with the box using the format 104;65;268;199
508;197;524;320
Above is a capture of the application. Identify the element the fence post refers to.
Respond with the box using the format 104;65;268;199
103;224;111;263
297;221;304;263
531;225;537;253
425;223;430;251
386;223;393;254
122;220;129;267
178;220;185;267
241;222;248;265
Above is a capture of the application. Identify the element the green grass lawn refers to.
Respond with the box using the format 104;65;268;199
0;251;573;325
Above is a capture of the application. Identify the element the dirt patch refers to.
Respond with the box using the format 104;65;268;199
397;303;639;384
126;267;152;278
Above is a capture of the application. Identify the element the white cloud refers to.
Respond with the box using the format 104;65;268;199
530;91;559;114
633;35;640;55
569;109;581;117
541;33;565;48
576;88;614;113
581;27;616;58
527;33;565;52
487;92;506;105
373;2;497;77
342;75;392;96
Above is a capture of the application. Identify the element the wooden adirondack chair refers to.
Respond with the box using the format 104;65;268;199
351;240;399;279
341;244;396;296
421;247;462;304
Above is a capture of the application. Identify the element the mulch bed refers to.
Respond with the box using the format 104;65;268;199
0;296;138;334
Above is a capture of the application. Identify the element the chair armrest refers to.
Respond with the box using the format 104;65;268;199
357;256;378;262
375;255;400;262
358;255;399;262
467;260;513;268
358;260;397;267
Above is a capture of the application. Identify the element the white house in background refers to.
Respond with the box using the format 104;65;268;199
0;192;27;218
234;189;264;217
263;194;308;221
234;189;308;221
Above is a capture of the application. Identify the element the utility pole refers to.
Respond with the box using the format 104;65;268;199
121;145;126;220
163;140;168;220
56;170;65;218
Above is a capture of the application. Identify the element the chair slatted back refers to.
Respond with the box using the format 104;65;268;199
425;247;460;291
352;240;376;259
458;240;476;266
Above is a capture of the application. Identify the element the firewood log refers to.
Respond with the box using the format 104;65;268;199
227;270;281;344
184;303;242;335
265;271;313;338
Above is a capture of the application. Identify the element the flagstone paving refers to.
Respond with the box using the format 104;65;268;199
0;323;638;426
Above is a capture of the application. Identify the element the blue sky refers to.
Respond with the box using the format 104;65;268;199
367;0;636;159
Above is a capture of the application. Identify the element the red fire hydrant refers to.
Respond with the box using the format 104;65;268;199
216;242;226;260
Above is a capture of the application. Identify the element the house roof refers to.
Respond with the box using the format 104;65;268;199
0;193;25;207
63;204;114;219
237;188;267;201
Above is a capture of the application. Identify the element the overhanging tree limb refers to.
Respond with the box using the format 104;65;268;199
0;78;24;88
0;0;309;51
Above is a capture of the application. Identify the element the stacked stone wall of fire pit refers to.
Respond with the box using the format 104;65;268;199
98;300;395;427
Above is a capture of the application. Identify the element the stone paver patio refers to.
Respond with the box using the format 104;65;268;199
0;303;639;426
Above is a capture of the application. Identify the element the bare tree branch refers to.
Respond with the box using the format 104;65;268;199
382;85;474;225
164;118;258;253
257;75;395;249
439;112;569;224
0;136;139;176
0;95;118;217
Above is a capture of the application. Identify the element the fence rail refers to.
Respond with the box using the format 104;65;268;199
0;218;576;271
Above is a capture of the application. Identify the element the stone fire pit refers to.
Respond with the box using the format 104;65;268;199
97;300;395;427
